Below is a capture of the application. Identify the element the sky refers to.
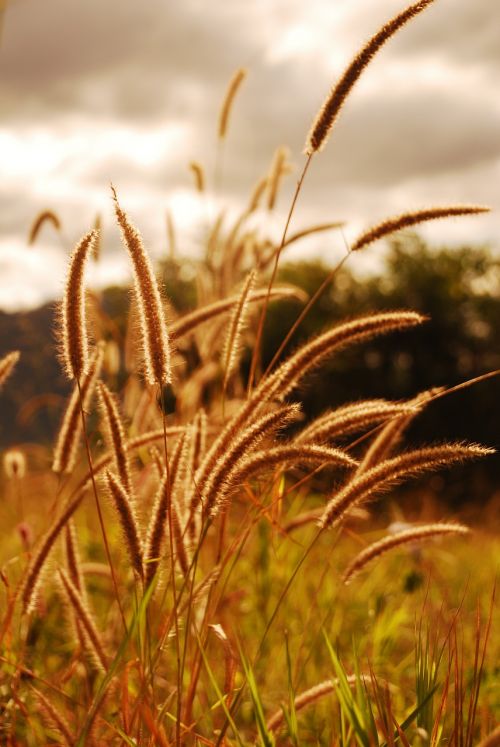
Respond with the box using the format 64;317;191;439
0;0;499;311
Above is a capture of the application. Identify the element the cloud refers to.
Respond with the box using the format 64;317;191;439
0;0;498;311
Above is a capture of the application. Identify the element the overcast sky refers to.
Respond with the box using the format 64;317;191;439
0;0;499;311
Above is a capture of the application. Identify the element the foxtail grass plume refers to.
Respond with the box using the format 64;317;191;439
28;210;61;245
298;399;418;444
0;350;20;391
3;449;26;479
342;523;469;584
218;67;247;139
351;206;490;252
259;310;426;402
144;433;187;587
189;161;205;192
356;388;441;474
98;382;134;498
195;403;302;518
267;675;372;734
212;443;357;518
113;188;171;386
221;270;256;389
52;343;104;474
60;230;98;381
170;285;307;341
32;687;74;745
267;146;291;210
305;0;435;154
21;492;87;613
320;443;494;528
91;213;102;261
58;568;108;671
104;471;144;580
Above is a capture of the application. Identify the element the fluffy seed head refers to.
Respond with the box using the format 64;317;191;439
60;230;98;381
3;449;26;479
342;523;470;584
351;206;490;252
259;311;426;402
113;188;171;386
321;443;494;528
52;343;104;474
218;67;247;139
28;210;61;245
105;471;144;580
0;350;20;391
305;0;435;154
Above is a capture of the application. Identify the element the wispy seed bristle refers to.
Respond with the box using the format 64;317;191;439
60;230;98;381
218;68;247;139
113;188;171;386
342;523;470;584
351;206;490;252
305;0;435;154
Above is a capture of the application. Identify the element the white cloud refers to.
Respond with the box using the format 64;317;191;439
0;0;498;311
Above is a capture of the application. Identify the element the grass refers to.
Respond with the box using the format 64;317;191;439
1;0;499;743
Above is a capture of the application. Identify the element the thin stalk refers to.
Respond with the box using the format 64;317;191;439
76;378;126;632
247;152;313;394
264;251;351;376
159;386;181;747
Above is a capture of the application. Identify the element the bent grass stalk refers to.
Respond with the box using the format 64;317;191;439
0;350;20;391
342;523;470;584
249;0;436;391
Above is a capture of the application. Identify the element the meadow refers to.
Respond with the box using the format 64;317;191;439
1;0;499;744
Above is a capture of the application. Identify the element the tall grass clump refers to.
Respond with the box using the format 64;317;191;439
1;2;498;744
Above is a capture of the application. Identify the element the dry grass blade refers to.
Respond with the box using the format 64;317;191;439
104;471;144;580
113;188;171;386
320;444;494;528
298;399;418;443
248;176;268;212
351;206;490;252
218;68;247;139
305;0;436;153
170;285;307;340
58;568;108;671
59;229;98;381
28;210;61;245
0;350;20;391
52;343;104;474
342;523;470;584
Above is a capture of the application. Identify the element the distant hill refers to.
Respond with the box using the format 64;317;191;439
0;302;71;449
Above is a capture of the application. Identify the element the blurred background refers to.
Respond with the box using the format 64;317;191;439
0;0;498;508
